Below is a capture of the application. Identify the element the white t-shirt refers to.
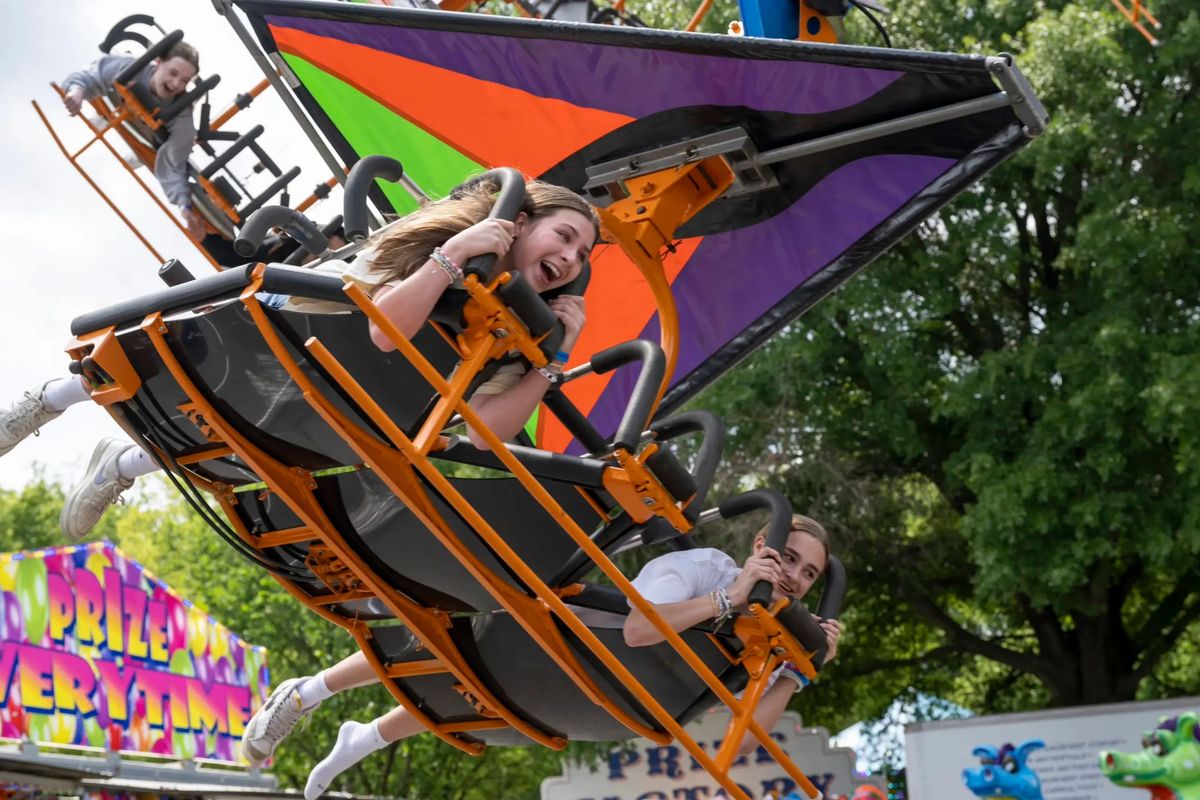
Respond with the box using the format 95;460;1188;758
628;548;805;691
630;548;741;605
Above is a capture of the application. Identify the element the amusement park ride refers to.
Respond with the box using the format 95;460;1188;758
39;0;1171;796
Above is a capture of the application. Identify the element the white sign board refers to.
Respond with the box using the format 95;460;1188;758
541;708;884;800
905;696;1200;800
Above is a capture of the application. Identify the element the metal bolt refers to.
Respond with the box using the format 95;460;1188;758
495;328;509;338
640;182;656;195
636;206;647;214
642;497;655;506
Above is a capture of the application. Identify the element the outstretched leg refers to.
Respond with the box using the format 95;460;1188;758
305;707;425;800
243;651;380;765
61;438;159;541
0;375;90;457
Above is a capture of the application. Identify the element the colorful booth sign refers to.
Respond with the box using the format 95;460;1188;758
0;541;269;762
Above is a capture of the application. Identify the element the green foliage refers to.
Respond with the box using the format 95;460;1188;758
4;0;1199;790
693;0;1200;722
0;477;67;553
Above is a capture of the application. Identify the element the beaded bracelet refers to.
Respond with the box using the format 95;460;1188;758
430;246;463;283
711;588;733;625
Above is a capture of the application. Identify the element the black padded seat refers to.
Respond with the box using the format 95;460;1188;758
85;267;669;615
368;585;746;744
316;467;609;612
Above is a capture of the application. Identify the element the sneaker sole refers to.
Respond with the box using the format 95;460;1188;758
243;676;307;765
0;403;61;458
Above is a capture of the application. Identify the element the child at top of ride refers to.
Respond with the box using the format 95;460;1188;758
0;174;597;540
624;513;843;754
61;41;206;241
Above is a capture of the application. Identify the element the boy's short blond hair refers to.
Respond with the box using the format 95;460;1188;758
756;514;830;566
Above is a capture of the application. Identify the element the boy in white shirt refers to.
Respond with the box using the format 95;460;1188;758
624;514;843;753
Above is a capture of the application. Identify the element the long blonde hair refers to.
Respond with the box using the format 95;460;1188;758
366;175;599;288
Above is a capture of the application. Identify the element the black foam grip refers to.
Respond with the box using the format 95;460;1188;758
200;124;263;179
462;168;526;280
235;205;303;258
238;166;301;220
816;555;846;621
716;490;793;609
497;272;557;338
157;259;195;287
157;74;220;124
809;556;847;670
115;30;183;86
344;155;405;242
589;340;665;452
648;410;725;521
99;15;155;53
776;603;827;653
645;447;697;502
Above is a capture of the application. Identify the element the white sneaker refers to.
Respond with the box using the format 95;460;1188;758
243;677;317;766
60;438;135;542
0;383;63;457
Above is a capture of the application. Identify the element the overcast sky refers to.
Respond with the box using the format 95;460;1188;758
0;1;336;491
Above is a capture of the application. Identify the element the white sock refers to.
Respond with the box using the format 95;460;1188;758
305;720;387;800
297;671;335;710
115;447;158;480
40;375;90;413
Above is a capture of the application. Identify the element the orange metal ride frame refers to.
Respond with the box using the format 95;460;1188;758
1110;0;1162;45
69;156;823;800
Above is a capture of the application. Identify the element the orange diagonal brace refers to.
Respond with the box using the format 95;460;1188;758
320;281;820;799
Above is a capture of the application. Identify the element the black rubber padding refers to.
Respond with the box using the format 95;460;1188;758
716;489;792;609
157;259;195;287
648;410;725;520
69;263;354;336
589;340;665;452
497;272;557;338
808;555;847;670
645;447;696;502
100;15;157;54
158;74;220;124
461;168;525;280
236;205;305;257
238;166;301;220
115;29;182;85
344;155;405;242
777;603;826;653
543;393;608;455
200;124;263;179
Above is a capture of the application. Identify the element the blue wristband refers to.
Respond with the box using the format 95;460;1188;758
554;349;570;363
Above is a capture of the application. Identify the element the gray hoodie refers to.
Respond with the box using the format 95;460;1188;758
63;54;196;209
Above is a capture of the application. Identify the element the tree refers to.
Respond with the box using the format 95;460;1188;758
693;0;1200;727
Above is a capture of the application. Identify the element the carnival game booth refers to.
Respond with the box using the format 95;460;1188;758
61;2;1048;798
0;541;290;796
